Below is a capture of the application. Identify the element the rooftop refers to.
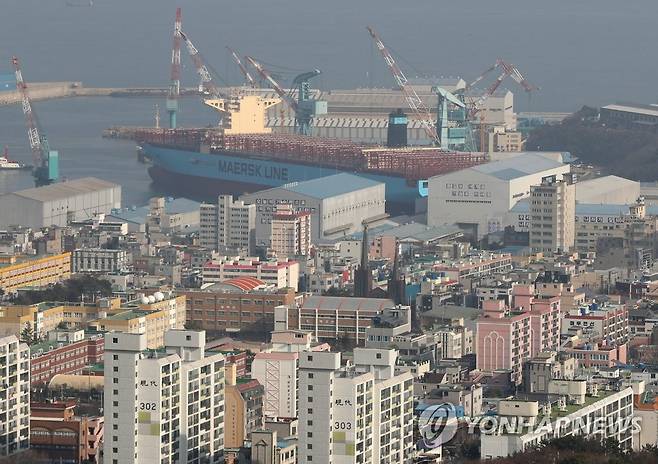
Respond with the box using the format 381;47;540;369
108;197;201;225
302;295;394;312
602;102;658;118
279;173;383;200
575;175;639;201
469;153;566;181
105;309;150;321
6;177;118;203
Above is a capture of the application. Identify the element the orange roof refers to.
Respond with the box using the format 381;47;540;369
222;277;266;291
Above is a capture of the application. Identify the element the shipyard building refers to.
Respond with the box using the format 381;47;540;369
427;153;571;238
240;173;386;248
0;177;121;230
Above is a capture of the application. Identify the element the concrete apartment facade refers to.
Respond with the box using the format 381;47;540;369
199;195;256;255
103;330;225;464
298;349;414;464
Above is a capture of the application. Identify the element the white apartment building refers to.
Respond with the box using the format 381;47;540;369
270;204;312;258
200;195;256;254
103;330;225;464
480;387;634;459
436;328;464;359
529;175;575;254
0;335;30;458
202;257;299;291
298;348;414;464
72;248;129;273
251;352;299;419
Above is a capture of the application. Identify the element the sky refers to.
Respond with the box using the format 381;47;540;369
0;0;657;112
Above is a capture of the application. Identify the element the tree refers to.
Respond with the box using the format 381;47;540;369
19;322;34;344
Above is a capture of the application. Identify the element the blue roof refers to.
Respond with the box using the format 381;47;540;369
281;173;383;199
473;153;565;180
109;198;200;224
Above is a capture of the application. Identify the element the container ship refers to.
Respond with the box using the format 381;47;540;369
131;95;488;212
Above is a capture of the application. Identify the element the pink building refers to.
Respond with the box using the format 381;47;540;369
476;285;560;384
562;340;627;368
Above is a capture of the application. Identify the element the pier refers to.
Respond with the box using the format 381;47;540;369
0;82;201;107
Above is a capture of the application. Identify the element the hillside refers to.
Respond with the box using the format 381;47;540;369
525;107;658;181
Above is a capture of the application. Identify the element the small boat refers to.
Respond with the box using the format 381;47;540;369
0;147;31;170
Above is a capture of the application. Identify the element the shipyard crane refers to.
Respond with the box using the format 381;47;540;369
245;56;325;136
226;47;256;88
366;26;440;145
12;56;58;186
468;58;538;116
180;30;228;100
166;8;182;129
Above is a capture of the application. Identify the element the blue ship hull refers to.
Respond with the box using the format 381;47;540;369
144;144;422;210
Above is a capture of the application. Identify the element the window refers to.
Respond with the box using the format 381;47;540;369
307;432;313;438
308;373;314;379
113;338;118;344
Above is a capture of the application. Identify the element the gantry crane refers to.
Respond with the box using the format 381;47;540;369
166;8;182;129
245;56;326;136
226;47;256;88
12;56;58;186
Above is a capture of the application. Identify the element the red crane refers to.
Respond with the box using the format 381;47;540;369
12;56;56;185
180;30;227;99
226;47;256;88
468;59;538;116
366;26;439;145
244;56;292;108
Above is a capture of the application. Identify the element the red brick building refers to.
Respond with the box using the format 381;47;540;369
30;401;104;463
30;332;104;387
185;278;301;334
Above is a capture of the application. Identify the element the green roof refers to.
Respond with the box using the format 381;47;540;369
550;390;614;420
105;310;150;321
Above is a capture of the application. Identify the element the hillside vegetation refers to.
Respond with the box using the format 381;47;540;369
525;106;658;181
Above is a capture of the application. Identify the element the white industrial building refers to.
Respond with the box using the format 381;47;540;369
298;349;414;464
240;173;386;248
428;153;570;238
103;330;225;464
0;177;121;230
575;175;640;205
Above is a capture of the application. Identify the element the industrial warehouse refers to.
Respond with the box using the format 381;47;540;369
0;177;121;229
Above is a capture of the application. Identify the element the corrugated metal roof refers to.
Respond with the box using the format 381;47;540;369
471;153;565;180
279;173;383;200
602;103;658;118
109;198;200;224
575;176;639;199
9;177;119;202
